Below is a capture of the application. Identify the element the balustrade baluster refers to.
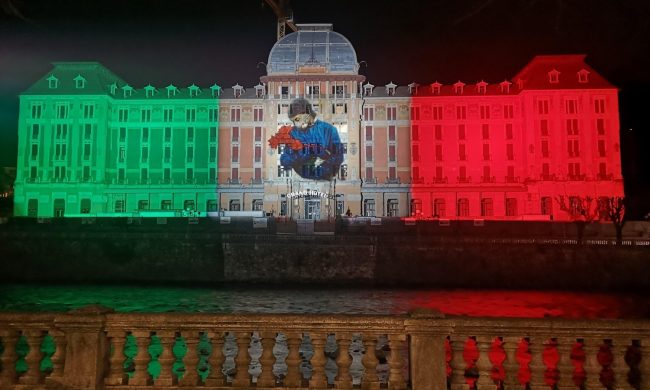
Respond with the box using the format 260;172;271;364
501;336;523;390
335;332;353;389
308;332;328;389
205;331;225;387
17;329;44;385
556;337;577;389
583;338;606;390
528;337;546;390
449;336;468;390
361;333;380;390
232;331;252;387
611;338;634;390
154;331;176;386
257;331;277;387
640;338;650;390
105;331;127;386
284;332;303;388
387;334;406;390
47;330;66;382
0;330;19;387
179;331;200;386
129;331;152;386
476;336;496;390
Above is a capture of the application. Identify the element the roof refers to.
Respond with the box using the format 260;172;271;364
23;62;126;95
511;54;615;90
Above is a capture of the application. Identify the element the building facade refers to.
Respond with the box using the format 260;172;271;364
13;24;623;221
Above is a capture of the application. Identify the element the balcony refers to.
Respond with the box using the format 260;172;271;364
505;176;520;183
457;176;472;184
481;176;496;183
433;177;448;184
0;309;648;389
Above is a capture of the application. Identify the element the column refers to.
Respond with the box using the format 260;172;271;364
387;334;407;390
232;332;251;387
205;331;225;387
309;332;329;389
154;331;176;387
335;332;353;389
257;331;277;387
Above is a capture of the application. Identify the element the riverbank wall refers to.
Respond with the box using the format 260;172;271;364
1;218;649;290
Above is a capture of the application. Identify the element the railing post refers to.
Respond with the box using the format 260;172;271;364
335;332;353;389
387;334;407;390
284;332;303;388
501;336;522;389
104;330;127;386
407;309;447;390
449;335;468;390
476;336;496;390
528;336;546;390
556;337;577;389
47;330;67;383
154;331;176;387
583;338;606;390
205;330;225;387
0;329;19;388
18;329;45;385
179;330;200;386
54;306;112;390
129;330;152;386
309;332;329;388
361;333;380;390
611;338;634;390
257;331;277;387
232;331;251;387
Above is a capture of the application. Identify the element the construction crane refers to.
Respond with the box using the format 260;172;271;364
264;0;297;40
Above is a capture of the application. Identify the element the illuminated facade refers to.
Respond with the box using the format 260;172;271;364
13;24;623;221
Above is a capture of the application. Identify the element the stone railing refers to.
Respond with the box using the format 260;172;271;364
1;307;649;389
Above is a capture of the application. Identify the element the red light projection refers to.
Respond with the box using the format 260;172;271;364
407;55;624;222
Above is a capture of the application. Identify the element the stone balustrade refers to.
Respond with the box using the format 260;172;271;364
0;308;649;389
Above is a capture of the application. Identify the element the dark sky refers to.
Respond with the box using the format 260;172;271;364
1;0;649;212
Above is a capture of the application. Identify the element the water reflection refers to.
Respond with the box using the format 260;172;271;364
0;284;648;319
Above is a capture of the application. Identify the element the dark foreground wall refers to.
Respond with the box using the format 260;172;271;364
1;221;649;290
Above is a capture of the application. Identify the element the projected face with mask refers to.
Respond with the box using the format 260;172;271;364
274;98;343;181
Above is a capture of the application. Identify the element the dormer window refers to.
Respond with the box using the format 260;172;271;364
109;83;117;95
363;83;374;96
47;75;58;89
233;84;244;98
430;82;442;95
210;83;222;98
385;82;396;96
254;83;265;98
477;80;488;94
548;69;560;84
408;82;419;95
577;69;590;83
516;78;525;89
144;84;156;98
188;84;200;98
121;84;134;98
166;84;179;98
453;81;465;95
499;80;512;94
74;75;86;89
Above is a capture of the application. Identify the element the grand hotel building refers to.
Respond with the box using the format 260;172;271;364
13;24;623;221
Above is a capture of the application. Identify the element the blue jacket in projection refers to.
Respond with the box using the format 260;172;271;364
280;120;344;181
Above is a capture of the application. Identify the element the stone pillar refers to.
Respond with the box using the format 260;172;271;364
361;333;380;390
104;331;127;386
476;336;496;390
611;338;634;390
232;331;251;387
54;307;111;390
583;338;606;390
411;333;447;390
154;331;176;387
335;332;353;389
205;331;225;387
47;330;67;383
502;336;522;389
257;331;277;387
18;329;45;385
129;330;152;386
528;337;546;390
556;337;576;389
0;329;19;387
309;332;329;389
449;335;468;390
387;334;407;390
179;330;200;386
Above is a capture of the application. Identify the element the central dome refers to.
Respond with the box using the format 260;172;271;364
267;24;358;75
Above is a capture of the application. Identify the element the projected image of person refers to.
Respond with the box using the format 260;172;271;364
273;98;343;181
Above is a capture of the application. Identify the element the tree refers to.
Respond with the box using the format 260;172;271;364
599;197;626;245
556;196;600;244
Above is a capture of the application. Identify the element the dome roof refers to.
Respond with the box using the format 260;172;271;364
267;24;358;75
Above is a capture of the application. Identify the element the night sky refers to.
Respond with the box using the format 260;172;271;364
1;0;649;215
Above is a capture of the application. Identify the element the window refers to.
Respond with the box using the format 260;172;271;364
229;200;241;211
505;124;513;140
161;200;172;210
594;98;606;114
481;198;493;217
186;168;194;182
386;199;399;217
482;166;492;182
163;168;170;183
599;162;608;179
542;140;549;158
118;108;129;122
138;200;149;210
506;144;514;160
255;145;262;163
598;140;606;157
459;166;467;182
507;166;515;182
458;124;466;140
597;119;605;135
84;124;92;140
209;146;216;162
164;147;171;163
278;103;289;115
365;145;373;162
141;108;151;122
82;103;94;119
80;198;91;214
31;144;38;160
434;125;442;141
31;103;43;119
231;167;239;182
456;105;467;120
254;167;262;182
252;199;263;211
47;75;58;89
388;145;396;162
332;85;345;96
280;86;289;98
74;75;86;89
412;145;419;161
307;85;320;96
114;200;125;213
364;199;376;217
537;100;549;115
432;106;443;120
210;127;217;143
82;166;90;181
83;144;91;160
388;166;397;181
187;127;194;142
118;168;125;183
412;125;419;141
387;106;397;121
232;127;239;142
253;107;263;122
505;198;518;217
433;199;446;217
435;144;443;161
566;99;578;114
483;144;490;160
164;107;174;122
333;103;347;114
540;120;549;136
56;103;69;119
480;105;490;119
482;124;490;140
457;198;469;217
504;104;514;119
542;163;550;178
458;144;466;161
541;197;553;215
578;69;590;83
118;146;126;162
365;166;374;181
548;69;560;83
56;124;68;139
410;106;420;120
186;146;193;162
567;119;579;135
568;162;581;178
231;145;239;162
363;107;374;121
568;140;580;157
253;126;263;143
338;164;348;181
186;107;196;122
164;127;171;142
206;200;218;212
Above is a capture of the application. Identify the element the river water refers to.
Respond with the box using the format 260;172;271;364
1;284;649;319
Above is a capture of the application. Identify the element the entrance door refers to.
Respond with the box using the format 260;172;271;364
304;197;321;220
